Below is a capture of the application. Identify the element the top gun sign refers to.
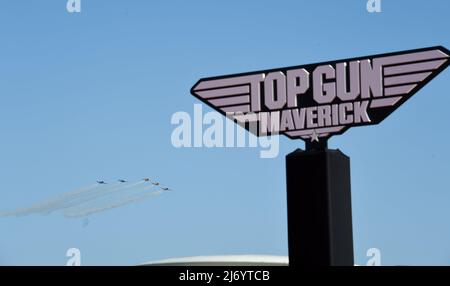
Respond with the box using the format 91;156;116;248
191;47;449;143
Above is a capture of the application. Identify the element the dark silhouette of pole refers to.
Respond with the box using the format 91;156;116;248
286;140;354;266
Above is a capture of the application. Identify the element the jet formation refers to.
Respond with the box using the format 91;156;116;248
0;177;174;221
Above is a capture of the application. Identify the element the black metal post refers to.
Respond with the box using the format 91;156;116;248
286;146;354;266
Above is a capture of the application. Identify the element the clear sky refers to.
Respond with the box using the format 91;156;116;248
0;0;449;265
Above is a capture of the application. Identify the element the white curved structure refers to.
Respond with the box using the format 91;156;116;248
141;255;289;266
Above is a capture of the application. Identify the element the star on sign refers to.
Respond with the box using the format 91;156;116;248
310;130;319;142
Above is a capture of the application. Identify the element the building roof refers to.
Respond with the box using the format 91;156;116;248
140;255;289;266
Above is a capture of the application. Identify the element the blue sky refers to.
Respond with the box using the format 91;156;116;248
0;0;449;265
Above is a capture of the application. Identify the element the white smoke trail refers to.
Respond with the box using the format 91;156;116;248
64;190;163;218
0;183;102;217
63;183;154;214
40;183;116;214
0;179;171;219
64;187;164;218
42;181;146;214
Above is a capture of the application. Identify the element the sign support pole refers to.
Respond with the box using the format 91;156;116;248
286;141;354;266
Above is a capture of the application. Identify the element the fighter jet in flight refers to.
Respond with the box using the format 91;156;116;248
96;181;107;184
161;187;172;191
118;179;127;183
151;182;160;186
143;178;150;182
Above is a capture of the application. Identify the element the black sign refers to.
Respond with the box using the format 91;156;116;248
191;47;449;143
